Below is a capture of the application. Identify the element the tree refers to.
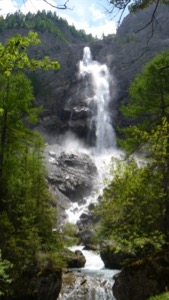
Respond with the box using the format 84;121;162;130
120;50;169;152
107;0;167;18
96;51;169;255
0;31;59;188
0;32;63;298
119;52;169;245
96;118;169;253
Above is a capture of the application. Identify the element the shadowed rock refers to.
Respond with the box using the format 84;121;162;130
47;151;97;202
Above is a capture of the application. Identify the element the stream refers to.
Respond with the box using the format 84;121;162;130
59;246;120;300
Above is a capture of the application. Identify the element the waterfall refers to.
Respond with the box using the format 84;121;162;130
47;47;123;299
79;47;116;153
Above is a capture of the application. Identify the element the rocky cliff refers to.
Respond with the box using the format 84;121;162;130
36;3;169;141
34;3;169;140
1;4;169;144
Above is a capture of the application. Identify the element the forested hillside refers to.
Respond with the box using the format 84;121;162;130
0;10;94;43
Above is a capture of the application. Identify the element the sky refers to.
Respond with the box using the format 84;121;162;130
0;0;119;38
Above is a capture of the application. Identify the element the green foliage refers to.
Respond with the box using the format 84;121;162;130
96;118;169;253
149;292;169;300
0;32;63;297
109;0;169;14
100;51;169;257
0;10;94;43
0;31;60;78
0;250;12;296
61;222;79;246
120;51;169;153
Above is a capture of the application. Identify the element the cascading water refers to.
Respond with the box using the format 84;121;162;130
66;46;122;225
48;47;123;299
58;246;119;300
57;47;123;300
79;47;116;153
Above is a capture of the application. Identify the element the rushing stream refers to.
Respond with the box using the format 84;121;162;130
48;47;122;299
58;246;120;300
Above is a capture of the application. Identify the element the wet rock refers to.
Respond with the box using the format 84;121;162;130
83;244;99;251
47;152;97;202
65;249;86;268
59;270;114;300
100;241;136;269
12;265;62;300
37;268;62;300
113;251;169;300
78;210;99;227
77;228;96;246
88;203;96;211
48;185;70;225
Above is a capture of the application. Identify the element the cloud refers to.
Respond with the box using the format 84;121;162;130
0;0;117;38
0;0;18;15
20;0;56;14
89;3;104;21
85;20;116;38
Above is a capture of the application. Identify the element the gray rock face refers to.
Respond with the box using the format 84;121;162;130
33;3;169;143
2;5;169;143
47;151;97;202
45;145;98;224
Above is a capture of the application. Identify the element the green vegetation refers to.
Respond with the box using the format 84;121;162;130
149;292;169;299
0;31;64;298
109;0;169;14
61;222;79;247
96;51;169;256
120;51;169;152
0;251;12;297
0;10;94;43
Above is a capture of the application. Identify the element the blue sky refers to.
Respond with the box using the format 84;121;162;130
0;0;119;38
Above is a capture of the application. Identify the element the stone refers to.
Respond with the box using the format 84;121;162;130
65;249;86;268
100;240;136;269
47;151;97;202
37;268;62;300
113;251;169;300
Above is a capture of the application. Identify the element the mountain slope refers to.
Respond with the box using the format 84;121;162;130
1;5;169;141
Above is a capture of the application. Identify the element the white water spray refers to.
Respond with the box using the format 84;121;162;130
52;47;123;300
79;47;116;153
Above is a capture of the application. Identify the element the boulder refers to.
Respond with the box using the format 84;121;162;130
64;249;86;268
77;228;97;246
37;268;62;300
75;211;99;250
11;265;62;300
47;151;97;201
113;251;169;300
100;241;136;269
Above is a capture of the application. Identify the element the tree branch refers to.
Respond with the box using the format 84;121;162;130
42;0;72;10
135;0;160;33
